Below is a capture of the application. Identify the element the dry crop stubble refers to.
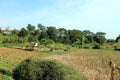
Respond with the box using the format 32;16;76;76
47;49;120;80
0;47;39;71
0;47;120;80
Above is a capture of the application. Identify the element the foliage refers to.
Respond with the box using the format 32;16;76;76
27;24;35;33
13;58;83;80
114;46;120;51
116;35;120;43
28;35;38;42
40;38;54;46
47;26;58;42
2;75;14;80
68;29;83;43
0;28;2;33
0;68;12;76
38;32;48;41
11;29;19;36
18;28;28;37
94;32;106;44
83;30;94;43
0;24;118;47
74;36;85;48
37;24;46;32
92;44;101;49
107;39;115;45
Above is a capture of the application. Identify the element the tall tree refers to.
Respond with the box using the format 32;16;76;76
47;26;58;42
27;24;35;33
68;29;83;43
37;24;46;32
38;32;48;41
18;28;28;37
83;30;94;43
94;32;106;44
57;28;67;43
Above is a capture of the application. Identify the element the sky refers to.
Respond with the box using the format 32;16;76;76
0;0;120;39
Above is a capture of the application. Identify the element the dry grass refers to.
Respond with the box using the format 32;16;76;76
0;47;40;71
0;47;120;80
47;49;120;80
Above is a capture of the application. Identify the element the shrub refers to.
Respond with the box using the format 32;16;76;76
83;46;90;49
13;58;85;80
114;46;120;51
92;44;101;49
0;68;12;76
0;43;4;47
13;59;66;80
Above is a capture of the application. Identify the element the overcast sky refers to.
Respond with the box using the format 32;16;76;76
0;0;120;39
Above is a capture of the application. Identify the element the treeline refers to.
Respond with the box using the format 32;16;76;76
0;24;119;47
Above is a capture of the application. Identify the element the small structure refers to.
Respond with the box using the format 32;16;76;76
2;30;11;34
29;42;38;51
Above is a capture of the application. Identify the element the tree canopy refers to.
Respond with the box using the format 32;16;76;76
1;23;119;47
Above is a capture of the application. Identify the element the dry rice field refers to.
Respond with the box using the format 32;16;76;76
47;49;120;80
0;47;120;80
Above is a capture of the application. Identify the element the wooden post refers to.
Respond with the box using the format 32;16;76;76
117;66;120;80
109;58;116;80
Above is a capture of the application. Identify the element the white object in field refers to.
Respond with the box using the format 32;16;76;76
34;43;38;47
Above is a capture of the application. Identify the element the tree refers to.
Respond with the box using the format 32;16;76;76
28;35;37;42
38;32;48;41
57;28;68;43
18;28;28;37
47;26;58;42
0;28;2;33
32;29;40;37
37;24;46;32
83;30;94;43
68;29;83;43
107;39;115;44
27;24;35;33
94;32;106;44
11;29;19;36
74;36;85;48
116;35;120;42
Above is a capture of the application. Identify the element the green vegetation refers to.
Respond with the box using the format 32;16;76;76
0;24;118;48
0;24;120;79
2;75;14;80
13;58;84;80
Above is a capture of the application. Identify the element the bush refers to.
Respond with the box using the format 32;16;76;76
83;46;90;49
13;58;84;80
92;44;101;49
0;68;12;76
114;46;120;51
0;43;4;47
13;59;74;80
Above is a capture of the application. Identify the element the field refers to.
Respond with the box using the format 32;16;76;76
0;47;120;80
